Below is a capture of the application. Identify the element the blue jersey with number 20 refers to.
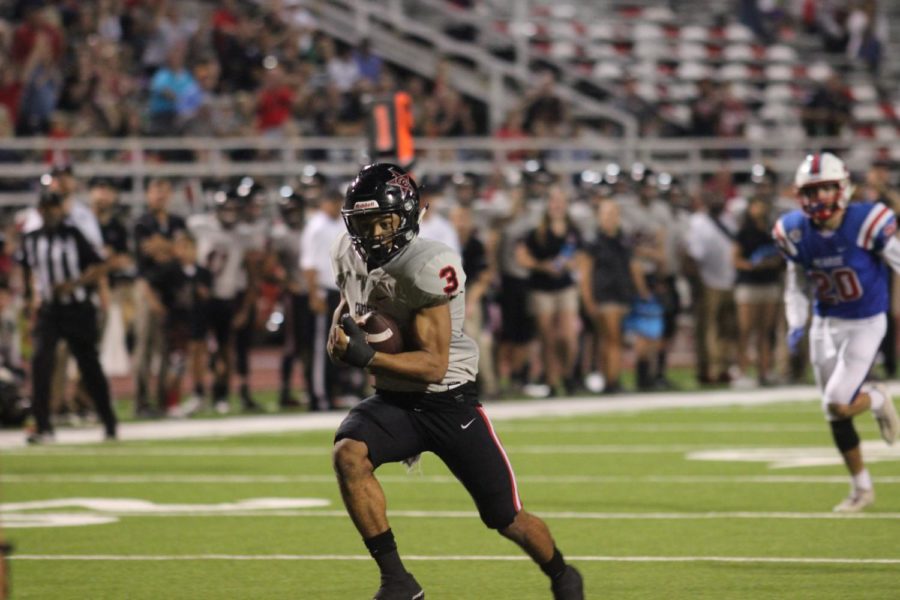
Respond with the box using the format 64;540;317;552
773;202;897;319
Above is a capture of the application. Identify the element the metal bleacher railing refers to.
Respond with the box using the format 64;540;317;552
0;133;889;208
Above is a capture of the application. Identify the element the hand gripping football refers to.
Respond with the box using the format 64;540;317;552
359;311;404;354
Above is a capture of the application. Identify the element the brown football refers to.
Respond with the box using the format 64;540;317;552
360;312;405;354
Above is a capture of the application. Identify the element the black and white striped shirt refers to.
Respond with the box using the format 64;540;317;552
18;224;103;304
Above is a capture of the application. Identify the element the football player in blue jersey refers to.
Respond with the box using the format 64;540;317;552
773;152;900;512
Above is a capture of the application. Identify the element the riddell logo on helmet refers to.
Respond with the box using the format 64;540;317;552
353;200;380;210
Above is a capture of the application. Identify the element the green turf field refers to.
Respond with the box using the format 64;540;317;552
3;398;900;599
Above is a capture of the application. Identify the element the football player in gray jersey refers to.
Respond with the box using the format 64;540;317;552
328;164;584;600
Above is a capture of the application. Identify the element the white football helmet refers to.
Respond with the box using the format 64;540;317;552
794;152;853;224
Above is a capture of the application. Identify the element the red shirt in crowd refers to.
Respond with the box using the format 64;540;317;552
11;23;62;66
256;87;294;131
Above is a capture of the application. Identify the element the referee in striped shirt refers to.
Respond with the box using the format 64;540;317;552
18;191;117;444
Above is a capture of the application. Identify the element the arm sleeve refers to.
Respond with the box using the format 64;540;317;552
299;224;316;271
784;260;810;330
771;217;799;261
860;203;897;252
406;250;466;309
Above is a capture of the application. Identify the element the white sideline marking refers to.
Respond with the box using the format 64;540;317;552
499;423;825;433
10;554;900;565
6;474;900;485
0;385;828;448
7;509;899;520
1;444;790;457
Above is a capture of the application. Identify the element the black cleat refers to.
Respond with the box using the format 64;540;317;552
373;573;424;600
240;392;263;413
551;566;584;600
278;391;302;410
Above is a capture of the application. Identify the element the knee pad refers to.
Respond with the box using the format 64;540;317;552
830;419;860;453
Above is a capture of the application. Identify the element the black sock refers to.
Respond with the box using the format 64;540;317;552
540;547;567;580
637;359;652;388
656;350;667;377
193;382;205;397
280;355;293;388
240;382;250;396
364;529;406;580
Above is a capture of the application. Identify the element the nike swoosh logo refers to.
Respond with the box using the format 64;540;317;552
461;418;476;430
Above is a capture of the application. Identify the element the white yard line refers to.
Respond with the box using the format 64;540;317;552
498;423;825;433
1;443;817;457
10;554;900;565
6;474;900;485
7;510;900;520
0;386;829;448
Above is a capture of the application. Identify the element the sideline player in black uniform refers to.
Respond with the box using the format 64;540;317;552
329;164;584;600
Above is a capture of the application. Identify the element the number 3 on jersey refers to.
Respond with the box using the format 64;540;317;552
439;265;459;294
810;268;862;304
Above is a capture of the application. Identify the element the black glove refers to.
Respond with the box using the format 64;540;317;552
340;314;376;368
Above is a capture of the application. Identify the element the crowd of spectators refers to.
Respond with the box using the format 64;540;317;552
0;0;486;145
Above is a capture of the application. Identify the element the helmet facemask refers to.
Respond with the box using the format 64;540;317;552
344;209;416;268
798;181;847;227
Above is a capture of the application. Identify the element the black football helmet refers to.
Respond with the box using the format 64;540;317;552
342;163;420;267
278;185;305;229
213;189;242;229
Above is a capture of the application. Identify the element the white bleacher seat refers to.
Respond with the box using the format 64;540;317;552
807;61;833;82
633;22;664;42
852;103;884;123
592;61;623;80
724;23;755;43
680;25;708;42
631;61;659;80
549;41;576;59
643;6;676;23
718;63;750;81
549;4;576;19
725;82;755;102
584;43;618;59
764;83;794;103
677;62;711;81
723;44;754;62
508;21;538;38
667;82;699;101
634;40;668;59
548;21;578;40
636;82;659;102
587;22;616;41
764;64;793;82
760;103;797;122
849;83;878;103
766;44;798;63
677;42;708;61
874;125;898;141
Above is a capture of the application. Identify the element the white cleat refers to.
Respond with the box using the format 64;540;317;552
180;395;203;417
872;384;899;445
833;488;875;513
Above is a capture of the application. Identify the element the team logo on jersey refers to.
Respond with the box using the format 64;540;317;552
353;200;380;210
387;168;414;197
789;228;802;243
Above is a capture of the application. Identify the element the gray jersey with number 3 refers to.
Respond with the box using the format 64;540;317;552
331;233;478;393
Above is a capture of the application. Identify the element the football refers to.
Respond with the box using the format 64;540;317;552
359;311;405;354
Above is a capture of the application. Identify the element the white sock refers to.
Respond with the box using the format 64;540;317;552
852;469;873;492
867;385;886;412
